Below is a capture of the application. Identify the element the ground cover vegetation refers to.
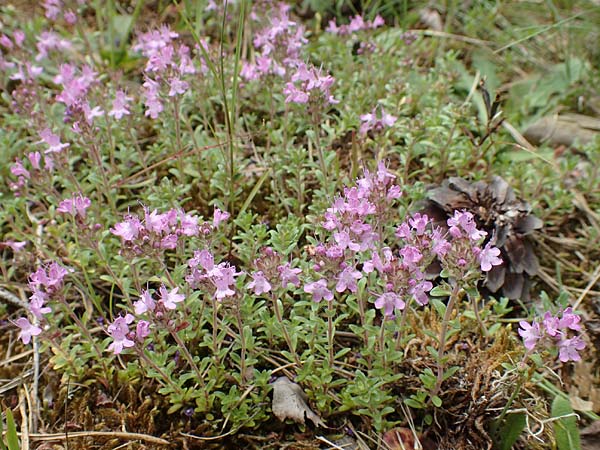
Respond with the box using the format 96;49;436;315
1;0;600;448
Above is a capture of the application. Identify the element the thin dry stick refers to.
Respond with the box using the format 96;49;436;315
0;349;33;368
18;389;30;450
19;431;169;445
0;288;28;308
573;264;600;310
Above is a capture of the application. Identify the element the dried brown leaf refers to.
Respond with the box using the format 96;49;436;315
271;377;325;427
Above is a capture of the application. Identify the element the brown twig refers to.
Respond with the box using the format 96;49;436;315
15;431;170;445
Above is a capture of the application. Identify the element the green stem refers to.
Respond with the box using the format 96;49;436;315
271;293;300;365
431;282;463;399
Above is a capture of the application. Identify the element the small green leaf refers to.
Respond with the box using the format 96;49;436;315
430;298;447;318
0;409;6;450
490;412;526;450
431;395;442;407
5;409;20;450
430;286;451;297
552;396;581;450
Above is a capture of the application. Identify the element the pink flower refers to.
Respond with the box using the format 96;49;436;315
179;212;199;236
304;279;334;302
518;320;542;350
14;317;42;344
558;336;586;362
400;246;422;268
111;216;143;242
359;106;397;136
159;285;185;310
0;240;27;252
409;213;429;236
10;160;30;179
38;128;69;154
29;289;52;319
278;263;301;288
134;289;156;314
28;152;42;169
168;76;188;96
109;90;132;120
213;266;238;299
57;193;91;218
136;320;151;341
213;207;230;228
479;242;502;272
374;291;405;318
247;271;272;295
335;266;362;293
107;314;135;354
558;307;582;331
142;77;163;119
410;279;432;306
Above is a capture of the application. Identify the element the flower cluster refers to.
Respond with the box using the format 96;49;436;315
57;192;91;219
304;162;402;305
246;247;302;296
303;162;503;320
13;262;72;344
186;249;240;300
359;106;397;136
326;14;385;35
43;0;83;24
241;2;306;81
133;25;200;118
9;149;56;194
106;285;186;355
111;206;228;255
519;307;586;363
436;210;503;277
284;61;338;105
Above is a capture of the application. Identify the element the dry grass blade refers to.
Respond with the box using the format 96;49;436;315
19;431;169;445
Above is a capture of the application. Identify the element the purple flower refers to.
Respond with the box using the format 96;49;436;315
107;314;135;354
136;320;151;342
400;245;422;268
111;216;143;242
304;279;334;303
518;320;542;350
479;242;502;272
558;336;586;362
278;263;301;288
543;312;560;337
109;90;133;120
168;76;189;96
359;106;397;136
409;279;432;306
213;266;238;299
29;290;52;319
159;285;185;310
558;307;582;331
134;289;156;314
14;317;42;344
57;193;91;218
335;266;362;293
247;271;272;295
38;128;69;154
409;213;429;236
374;291;405;318
212;207;230;228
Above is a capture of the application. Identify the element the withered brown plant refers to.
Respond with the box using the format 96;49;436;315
423;176;543;300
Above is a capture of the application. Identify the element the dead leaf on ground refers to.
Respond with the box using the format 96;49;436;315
524;113;600;147
581;421;600;450
271;377;325;427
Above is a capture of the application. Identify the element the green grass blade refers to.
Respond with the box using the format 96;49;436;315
5;409;20;450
